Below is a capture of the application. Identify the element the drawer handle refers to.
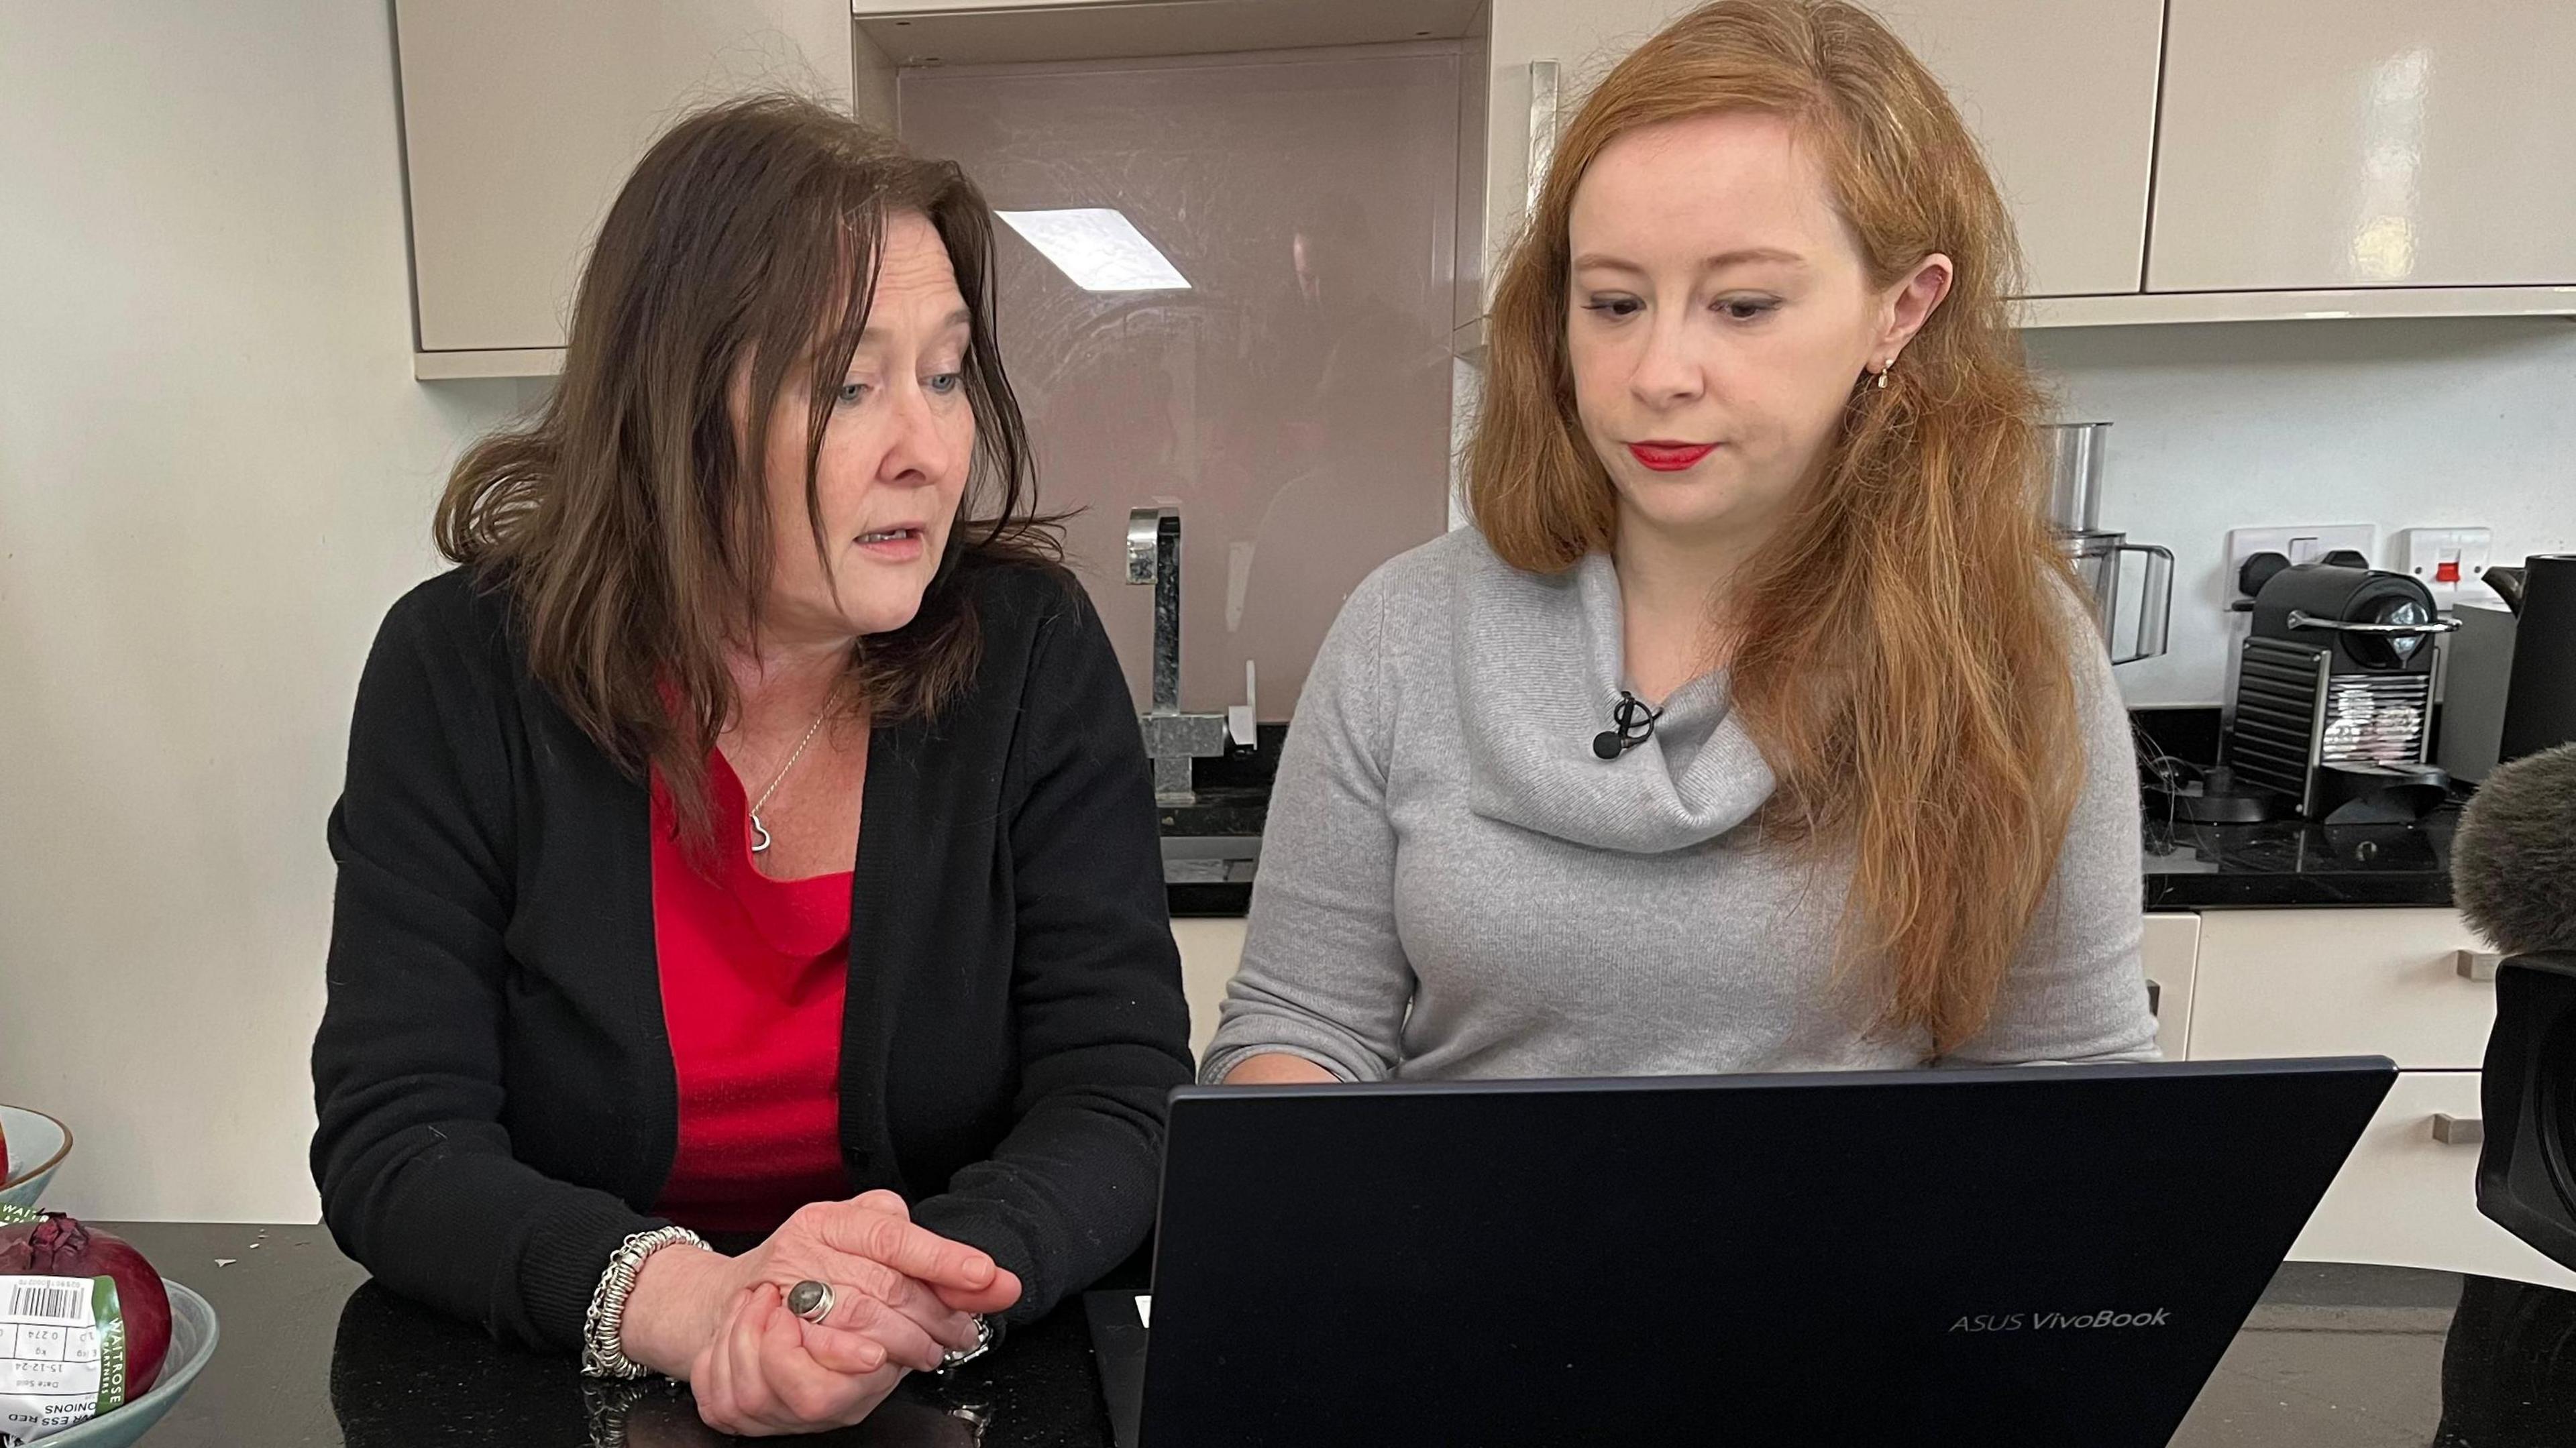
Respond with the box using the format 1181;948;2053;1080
2456;950;2502;982
2431;1113;2484;1146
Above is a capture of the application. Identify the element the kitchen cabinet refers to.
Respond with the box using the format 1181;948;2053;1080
1478;0;2164;302
1183;913;2194;1068
851;0;1483;64
2149;0;2576;294
1172;917;1248;1062
2290;1071;2575;1288
2176;906;2575;1290
1165;901;2572;1285
2188;908;2496;1070
395;0;2576;377
851;0;1112;11
2141;912;2199;1061
394;0;854;372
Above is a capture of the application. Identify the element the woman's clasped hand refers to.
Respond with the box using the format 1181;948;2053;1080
622;1191;1022;1435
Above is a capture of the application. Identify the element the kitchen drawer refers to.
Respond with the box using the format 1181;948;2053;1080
2188;909;2493;1068
2289;1070;2576;1289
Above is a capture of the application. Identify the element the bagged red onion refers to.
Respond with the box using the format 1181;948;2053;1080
0;1209;172;1444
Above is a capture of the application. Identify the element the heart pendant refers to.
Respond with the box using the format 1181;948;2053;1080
750;814;773;853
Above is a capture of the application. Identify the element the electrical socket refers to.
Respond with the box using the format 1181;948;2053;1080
2397;526;2499;609
2226;524;2379;598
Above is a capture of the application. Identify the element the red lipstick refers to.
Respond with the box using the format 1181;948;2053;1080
1627;441;1716;471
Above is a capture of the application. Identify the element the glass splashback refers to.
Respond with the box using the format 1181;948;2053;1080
902;45;1464;716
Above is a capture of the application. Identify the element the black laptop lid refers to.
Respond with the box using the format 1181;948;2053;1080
1137;1058;2394;1447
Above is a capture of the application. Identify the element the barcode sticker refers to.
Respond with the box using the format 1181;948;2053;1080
0;1284;87;1329
1;1276;116;1446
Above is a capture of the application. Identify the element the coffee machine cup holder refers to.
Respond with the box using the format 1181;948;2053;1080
2316;763;2451;825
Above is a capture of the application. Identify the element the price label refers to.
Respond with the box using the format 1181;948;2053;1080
0;1276;126;1447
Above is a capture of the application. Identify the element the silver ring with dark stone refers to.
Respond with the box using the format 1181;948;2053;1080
786;1279;835;1324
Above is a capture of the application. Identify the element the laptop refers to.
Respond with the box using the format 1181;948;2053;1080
1087;1057;2394;1447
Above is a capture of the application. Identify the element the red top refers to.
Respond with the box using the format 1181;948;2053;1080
648;753;853;1236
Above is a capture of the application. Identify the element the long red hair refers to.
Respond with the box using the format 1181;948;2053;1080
1469;0;2083;1050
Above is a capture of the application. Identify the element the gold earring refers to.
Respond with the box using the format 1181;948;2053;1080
1875;359;1892;390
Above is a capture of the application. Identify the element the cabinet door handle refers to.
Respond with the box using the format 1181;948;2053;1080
1526;60;1560;212
2145;979;2161;1017
2456;950;2502;982
2432;1113;2484;1146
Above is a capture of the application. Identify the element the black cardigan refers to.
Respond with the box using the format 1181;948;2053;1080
310;558;1193;1353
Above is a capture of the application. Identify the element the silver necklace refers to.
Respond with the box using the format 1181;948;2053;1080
747;700;833;854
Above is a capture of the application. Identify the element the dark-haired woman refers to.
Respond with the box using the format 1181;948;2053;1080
311;97;1190;1436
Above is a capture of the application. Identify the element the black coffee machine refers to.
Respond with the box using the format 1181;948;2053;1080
2218;563;2458;822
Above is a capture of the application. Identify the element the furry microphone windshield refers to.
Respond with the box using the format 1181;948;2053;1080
2451;742;2576;957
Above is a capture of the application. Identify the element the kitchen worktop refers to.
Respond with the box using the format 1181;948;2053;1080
92;1222;2576;1446
1161;712;2463;917
2141;806;2457;909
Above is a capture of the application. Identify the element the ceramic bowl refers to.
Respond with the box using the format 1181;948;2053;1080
0;1104;71;1211
26;1280;219;1447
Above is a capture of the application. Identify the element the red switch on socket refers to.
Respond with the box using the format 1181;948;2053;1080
2436;558;2463;584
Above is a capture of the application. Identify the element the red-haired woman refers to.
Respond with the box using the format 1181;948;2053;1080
313;98;1190;1435
1210;0;2155;1085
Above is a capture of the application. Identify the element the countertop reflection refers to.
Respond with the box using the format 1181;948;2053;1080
2141;805;2457;908
101;1223;2574;1446
331;1278;1008;1447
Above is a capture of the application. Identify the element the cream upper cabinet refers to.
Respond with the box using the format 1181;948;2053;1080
2149;0;2576;292
394;0;853;359
1867;1;2161;297
1480;0;2161;300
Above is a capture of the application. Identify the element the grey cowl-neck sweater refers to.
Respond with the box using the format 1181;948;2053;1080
1201;526;2157;1084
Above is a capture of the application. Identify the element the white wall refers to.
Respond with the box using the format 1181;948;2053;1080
3;7;2571;1227
0;2;530;1221
2027;318;2576;706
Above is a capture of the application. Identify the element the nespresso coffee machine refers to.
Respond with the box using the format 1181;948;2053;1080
2220;562;2459;822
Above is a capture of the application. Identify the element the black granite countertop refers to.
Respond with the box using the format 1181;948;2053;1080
1152;784;1269;842
1155;724;1280;843
2129;704;2459;910
1165;712;2465;917
92;1222;2576;1446
2142;807;2457;909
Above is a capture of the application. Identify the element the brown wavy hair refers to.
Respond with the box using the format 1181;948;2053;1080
1470;0;2082;1051
435;96;1058;842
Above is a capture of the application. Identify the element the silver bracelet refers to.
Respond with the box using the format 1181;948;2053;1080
580;1225;713;1379
937;1313;995;1372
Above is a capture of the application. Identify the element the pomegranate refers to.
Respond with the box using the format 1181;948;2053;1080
0;1213;172;1405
